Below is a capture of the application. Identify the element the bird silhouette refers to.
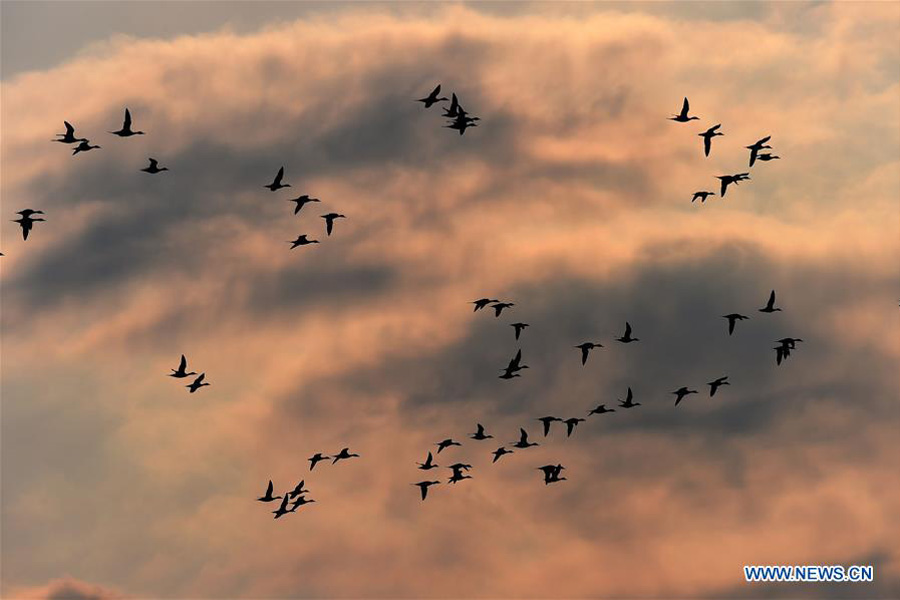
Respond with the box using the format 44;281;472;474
471;298;500;312
448;464;473;484
588;403;616;416
417;451;439;470
72;140;101;155
669;97;699;122
289;495;315;511
756;153;780;162
435;439;461;453
413;480;440;500
272;494;292;519
511;323;529;340
501;349;528;376
257;480;281;502
321;213;346;236
470;423;493;440
774;345;788;365
776;337;803;348
332;448;360;464
698;124;723;156
109;108;145;137
53;121;87;144
716;173;751;197
512;428;539;449
575;342;603;365
287;195;320;215
616;322;639;343
264;166;291;191
691;191;716;203
563;417;585;437
723;313;750;335
417;84;448;108
492;447;513;463
288;480;310;498
308;453;329;471
618;387;640;408
141;158;168;174
746;136;772;167
288;234;319;249
12;209;45;240
445;112;479;135
169;354;196;378
537;464;567;485
759;290;781;313
537;416;563;437
498;369;521;380
708;376;730;397
492;302;515;317
442;93;461;118
672;386;698;406
186;373;209;393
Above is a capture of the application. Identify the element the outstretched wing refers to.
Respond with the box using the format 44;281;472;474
123;108;132;129
681;97;689;116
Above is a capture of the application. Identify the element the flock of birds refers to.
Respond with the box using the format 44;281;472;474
407;284;802;501
5;109;347;250
417;84;480;135
667;97;780;203
3;88;804;514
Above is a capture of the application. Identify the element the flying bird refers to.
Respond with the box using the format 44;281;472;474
708;376;730;397
308;453;329;471
321;213;346;236
575;342;603;365
169;355;196;378
759;290;782;313
417;84;448;108
618;387;640;408
264;166;291;191
511;323;529;340
588;403;616;416
672;386;699;406
442;93;461;118
698;124;723;157
537;464;567;485
746;136;772;167
470;424;493;440
290;495;315;511
72;140;101;155
756;153;780;162
669;97;699;122
537;416;563;437
448;465;473;485
471;298;499;312
417;451;439;470
413;480;440;501
332;448;360;464
288;480;309;498
563;417;586;437
716;173;751;197
141;158;168;174
691;191;716;203
776;337;803;348
53;121;87;144
616;322;639;343
257;480;281;503
287;195;320;214
500;349;528;379
12;209;45;240
109;108;145;137
492;302;515;317
186;373;209;393
272;494;292;519
435;439;461;453
288;234;319;249
723;313;750;335
492;447;513;463
511;428;539;449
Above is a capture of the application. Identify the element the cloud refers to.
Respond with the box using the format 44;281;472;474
1;3;898;599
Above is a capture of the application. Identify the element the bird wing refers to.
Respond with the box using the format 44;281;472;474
749;147;758;167
758;135;771;145
325;217;334;236
196;373;205;384
123;108;132;129
767;290;776;308
581;346;589;365
179;354;187;371
20;219;32;240
64;121;75;135
704;135;711;157
627;387;633;402
274;166;284;185
681;97;689;116
431;84;441;97
720;178;728;196
266;480;274;496
149;158;158;168
728;317;736;335
624;322;632;337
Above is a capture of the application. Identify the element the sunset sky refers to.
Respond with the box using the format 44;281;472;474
1;2;899;598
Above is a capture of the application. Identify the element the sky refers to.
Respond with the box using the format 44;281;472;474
1;1;899;599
